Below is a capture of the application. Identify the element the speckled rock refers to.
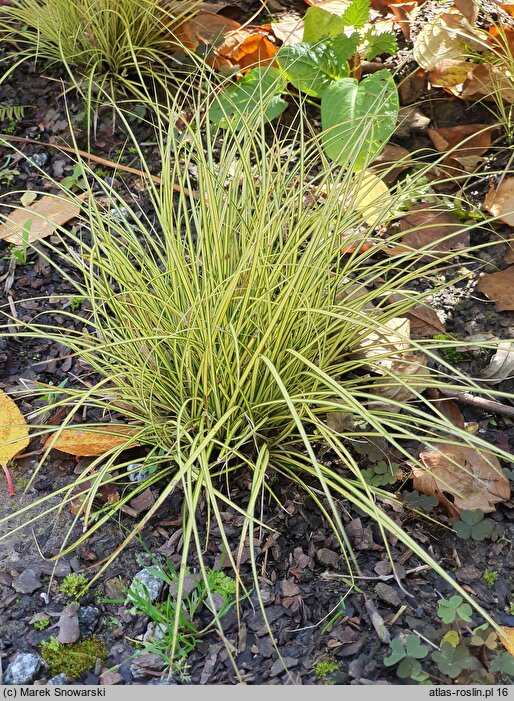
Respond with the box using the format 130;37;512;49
47;673;68;685
4;653;41;684
13;569;41;594
128;568;162;603
78;605;100;636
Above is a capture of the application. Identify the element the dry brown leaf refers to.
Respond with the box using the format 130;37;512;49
355;317;411;372
304;0;351;14
428;124;495;173
499;3;514;17
370;144;412;185
367;351;430;411
413;444;510;516
173;11;240;49
478;267;514;311
460;63;514;103
484;178;514;226
0;389;30;496
453;0;478;24
389;3;419;40
45;425;139;457
426;388;465;428
386;204;469;258
413;17;468;70
406;304;446;336
480;340;514;382
0;193;86;245
266;17;303;45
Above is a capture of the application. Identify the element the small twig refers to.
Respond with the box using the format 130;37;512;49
439;389;514;419
321;564;431;582
0;133;194;196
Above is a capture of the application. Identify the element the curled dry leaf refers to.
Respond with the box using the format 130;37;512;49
266;16;304;45
389;2;420;41
478;267;514;312
413;444;510;516
388;294;445;336
499;627;514;657
370;144;412;185
173;11;240;49
304;0;351;14
355;316;411;372
386;204;469;258
0;389;30;496
425;388;465;429
429;59;471;89
216;27;278;71
413;16;469;70
484;178;514;226
44;425;139;457
453;0;479;24
367;351;430;412
480;340;514;383
0;193;86;245
428;124;495;173
460;63;514;103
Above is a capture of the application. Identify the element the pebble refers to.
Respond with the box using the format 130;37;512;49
316;548;340;567
100;671;124;685
47;673;68;685
130;653;165;678
4;653;42;685
374;582;403;607
13;569;42;594
128;568;163;603
455;566;481;584
28;153;49;169
78;605;100;636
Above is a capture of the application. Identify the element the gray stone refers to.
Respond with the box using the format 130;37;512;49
29;153;49;169
129;568;162;603
13;569;42;594
78;605;100;636
4;653;41;685
130;653;165;679
142;621;166;643
374;582;403;607
47;673;68;685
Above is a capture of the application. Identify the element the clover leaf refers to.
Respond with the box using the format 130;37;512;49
403;490;438;513
397;657;423;679
437;595;473;624
384;635;429;680
384;638;406;667
453;510;494;541
432;643;474;679
405;635;430;659
490;652;514;676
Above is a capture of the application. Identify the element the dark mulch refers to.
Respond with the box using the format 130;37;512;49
1;1;514;685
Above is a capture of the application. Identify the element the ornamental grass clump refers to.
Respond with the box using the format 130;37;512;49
1;79;513;665
0;0;197;100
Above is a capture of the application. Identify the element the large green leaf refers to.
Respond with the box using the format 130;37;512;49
303;7;345;43
209;68;287;129
277;35;359;97
320;69;398;169
340;0;370;29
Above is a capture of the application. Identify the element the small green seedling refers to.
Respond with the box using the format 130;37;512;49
10;219;32;265
61;164;86;190
437;595;473;624
505;602;514;616
33;615;50;630
503;467;514;481
60;573;88;599
361;460;401;487
384;634;430;680
453;510;494;541
470;624;498;651
483;570;499;587
70;296;84;311
314;659;340;679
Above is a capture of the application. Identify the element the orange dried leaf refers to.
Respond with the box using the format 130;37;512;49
453;0;478;23
413;444;510;516
217;28;277;70
478;267;514;312
267;17;304;45
0;193;86;245
174;11;240;50
45;426;139;457
500;627;514;657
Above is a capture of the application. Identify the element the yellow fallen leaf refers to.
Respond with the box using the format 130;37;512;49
44;425;139;457
0;389;30;496
354;172;392;227
484;178;514;227
0;192;86;245
500;627;514;657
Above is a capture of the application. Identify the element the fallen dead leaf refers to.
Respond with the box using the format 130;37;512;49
388;294;445;336
44;425;139;457
413;444;510;516
387;205;469;258
480;340;514;382
266;16;304;45
453;0;479;24
484;178;514;226
426;388;465;429
304;0;351;13
0;193;86;245
414;17;469;70
429;59;471;89
389;2;419;40
355;317;411;372
428;124;495;173
500;627;514;657
367;351;430;411
478;267;514;311
173;11;240;49
460;63;514;103
370;144;412;185
0;389;30;496
216;27;278;71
